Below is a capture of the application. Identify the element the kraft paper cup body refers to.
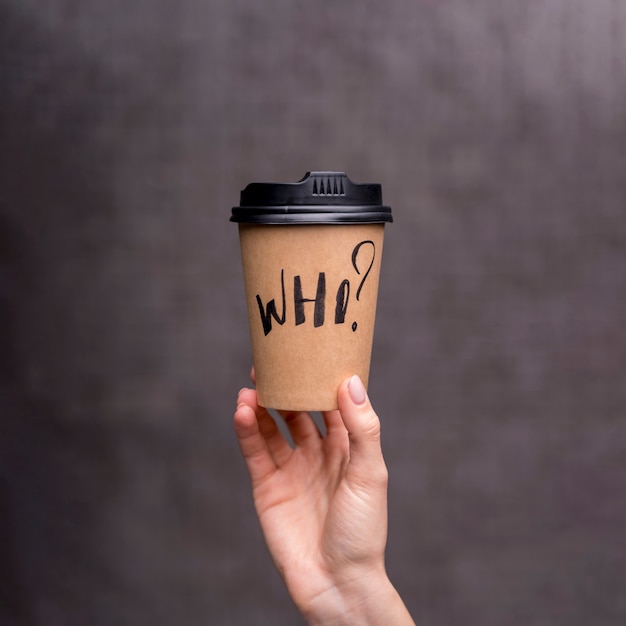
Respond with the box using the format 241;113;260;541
238;223;385;411
231;171;392;412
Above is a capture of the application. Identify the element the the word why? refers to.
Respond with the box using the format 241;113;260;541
256;240;376;336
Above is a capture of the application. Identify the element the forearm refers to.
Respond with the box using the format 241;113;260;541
300;571;415;626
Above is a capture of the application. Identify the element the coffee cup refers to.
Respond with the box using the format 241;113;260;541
231;171;392;411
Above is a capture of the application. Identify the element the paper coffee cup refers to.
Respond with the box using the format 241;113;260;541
231;172;392;411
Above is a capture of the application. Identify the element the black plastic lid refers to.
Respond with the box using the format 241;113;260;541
230;171;392;224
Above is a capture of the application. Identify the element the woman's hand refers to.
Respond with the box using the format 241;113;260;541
234;374;414;625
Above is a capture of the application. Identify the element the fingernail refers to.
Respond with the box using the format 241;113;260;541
348;375;367;405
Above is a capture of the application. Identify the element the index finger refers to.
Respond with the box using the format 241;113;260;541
234;397;277;486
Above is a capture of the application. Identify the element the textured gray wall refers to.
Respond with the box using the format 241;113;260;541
1;1;625;624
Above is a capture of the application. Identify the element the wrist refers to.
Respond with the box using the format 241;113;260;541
300;568;414;626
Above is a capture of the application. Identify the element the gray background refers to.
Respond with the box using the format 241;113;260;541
1;0;625;624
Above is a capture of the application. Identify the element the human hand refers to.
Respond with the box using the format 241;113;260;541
234;373;414;625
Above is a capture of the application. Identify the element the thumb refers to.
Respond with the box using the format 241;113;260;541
337;375;388;489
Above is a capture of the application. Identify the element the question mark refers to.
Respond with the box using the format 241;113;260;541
350;240;376;332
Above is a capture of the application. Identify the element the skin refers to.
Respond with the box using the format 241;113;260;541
234;372;415;625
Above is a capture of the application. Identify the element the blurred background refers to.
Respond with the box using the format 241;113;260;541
1;0;625;624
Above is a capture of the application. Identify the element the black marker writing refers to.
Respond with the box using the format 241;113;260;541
254;240;376;335
352;240;375;301
335;279;350;324
256;269;286;336
294;272;326;327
